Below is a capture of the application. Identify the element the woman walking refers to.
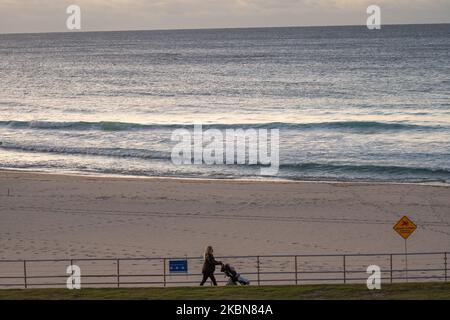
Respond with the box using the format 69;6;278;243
200;246;222;286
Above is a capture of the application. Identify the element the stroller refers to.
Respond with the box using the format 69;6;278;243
221;263;250;285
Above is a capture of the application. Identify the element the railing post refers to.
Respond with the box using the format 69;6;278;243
23;260;27;289
343;255;346;284
257;256;260;286
445;253;447;282
390;254;393;284
163;258;167;287
117;259;120;288
70;259;74;289
294;256;298;285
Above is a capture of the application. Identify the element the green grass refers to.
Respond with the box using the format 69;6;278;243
1;282;449;300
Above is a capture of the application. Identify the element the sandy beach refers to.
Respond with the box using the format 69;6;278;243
0;170;449;260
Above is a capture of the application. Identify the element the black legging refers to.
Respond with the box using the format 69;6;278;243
200;272;217;286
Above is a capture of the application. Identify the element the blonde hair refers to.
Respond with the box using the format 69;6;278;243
204;246;213;259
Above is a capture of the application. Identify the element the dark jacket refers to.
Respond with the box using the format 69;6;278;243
202;253;221;274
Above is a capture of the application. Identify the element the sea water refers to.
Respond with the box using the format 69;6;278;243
0;25;449;182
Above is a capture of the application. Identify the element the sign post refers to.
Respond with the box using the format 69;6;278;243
393;216;417;282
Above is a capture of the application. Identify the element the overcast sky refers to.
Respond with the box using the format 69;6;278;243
0;0;449;34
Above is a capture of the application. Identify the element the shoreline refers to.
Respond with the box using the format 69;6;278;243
1;168;448;187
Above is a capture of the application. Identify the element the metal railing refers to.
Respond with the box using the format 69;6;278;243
0;251;448;288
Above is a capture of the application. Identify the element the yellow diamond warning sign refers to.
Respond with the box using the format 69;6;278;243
394;216;417;240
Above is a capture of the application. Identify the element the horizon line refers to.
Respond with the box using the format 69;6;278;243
1;22;449;36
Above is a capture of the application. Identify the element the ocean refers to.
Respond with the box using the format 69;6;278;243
0;24;449;182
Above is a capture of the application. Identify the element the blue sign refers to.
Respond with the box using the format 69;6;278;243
169;260;188;273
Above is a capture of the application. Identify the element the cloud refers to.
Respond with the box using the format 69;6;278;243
0;0;449;33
